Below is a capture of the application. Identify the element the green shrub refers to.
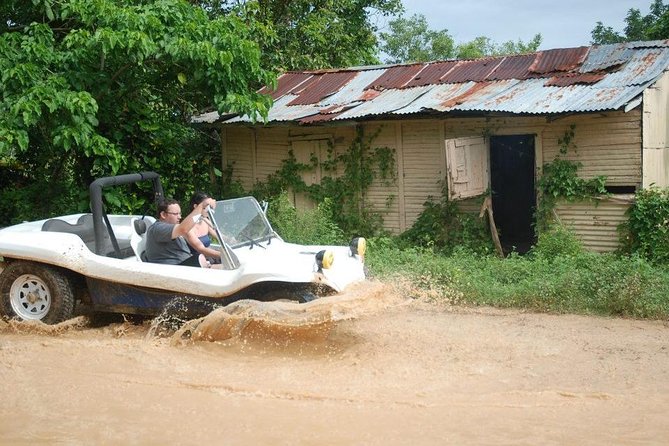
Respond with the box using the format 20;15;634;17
266;191;346;245
400;190;494;256
623;187;669;264
530;224;584;260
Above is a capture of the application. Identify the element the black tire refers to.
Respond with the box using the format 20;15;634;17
0;261;75;324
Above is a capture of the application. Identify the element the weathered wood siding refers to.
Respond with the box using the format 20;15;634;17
224;127;255;190
553;197;634;252
255;127;291;181
643;71;669;188
221;109;645;251
542;111;642;186
400;121;444;228
364;123;401;233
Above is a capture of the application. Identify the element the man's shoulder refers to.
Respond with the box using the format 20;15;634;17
147;220;174;238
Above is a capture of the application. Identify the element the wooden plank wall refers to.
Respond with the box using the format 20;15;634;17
221;110;644;250
553;197;633;252
400;121;444;228
643;71;669;188
363;123;401;233
224;127;255;190
255;127;291;181
542;111;642;186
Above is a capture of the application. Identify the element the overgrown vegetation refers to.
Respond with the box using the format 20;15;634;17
251;126;396;237
266;192;346;246
535;125;608;230
264;192;669;320
400;183;494;256
0;0;274;226
620;187;669;264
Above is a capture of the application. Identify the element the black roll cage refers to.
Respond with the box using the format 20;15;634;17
89;172;163;256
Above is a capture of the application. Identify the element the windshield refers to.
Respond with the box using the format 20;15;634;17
211;197;274;248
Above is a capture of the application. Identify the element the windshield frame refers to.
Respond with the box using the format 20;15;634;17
210;197;276;249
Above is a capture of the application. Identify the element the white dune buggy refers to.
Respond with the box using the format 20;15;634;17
0;172;367;324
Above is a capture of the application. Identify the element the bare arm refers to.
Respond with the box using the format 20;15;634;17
171;199;214;239
185;226;221;258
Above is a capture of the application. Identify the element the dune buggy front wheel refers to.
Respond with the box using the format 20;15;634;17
0;261;75;324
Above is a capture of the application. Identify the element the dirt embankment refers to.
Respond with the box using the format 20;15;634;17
1;281;668;445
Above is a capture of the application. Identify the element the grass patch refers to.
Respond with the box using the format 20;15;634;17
366;233;669;320
268;196;669;320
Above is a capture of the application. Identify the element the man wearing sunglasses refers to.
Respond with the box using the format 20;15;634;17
145;197;215;266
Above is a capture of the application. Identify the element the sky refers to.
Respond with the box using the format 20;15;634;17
398;0;653;50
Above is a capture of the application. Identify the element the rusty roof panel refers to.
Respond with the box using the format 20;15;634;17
288;71;357;105
452;80;641;114
596;48;669;87
394;82;478;114
258;72;313;100
365;64;425;90
441;58;503;83
487;54;537;80
224;94;320;123
335;86;434;120
320;69;386;105
404;61;458;87
530;46;590;74
544;72;607;87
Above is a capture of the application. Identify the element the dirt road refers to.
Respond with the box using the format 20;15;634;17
1;282;668;445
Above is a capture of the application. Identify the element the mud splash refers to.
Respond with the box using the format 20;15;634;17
167;281;408;346
0;315;90;335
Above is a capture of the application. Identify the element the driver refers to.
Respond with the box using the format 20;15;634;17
145;197;214;266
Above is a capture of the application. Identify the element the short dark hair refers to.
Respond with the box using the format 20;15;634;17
189;191;210;209
157;198;179;216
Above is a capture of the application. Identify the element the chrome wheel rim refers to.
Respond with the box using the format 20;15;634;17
9;274;51;320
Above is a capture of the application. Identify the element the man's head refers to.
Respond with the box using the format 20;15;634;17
157;198;182;223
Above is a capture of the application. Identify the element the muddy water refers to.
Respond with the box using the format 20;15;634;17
1;281;669;445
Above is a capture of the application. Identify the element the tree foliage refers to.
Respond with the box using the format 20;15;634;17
379;13;542;64
0;0;274;224
591;0;669;44
193;0;403;70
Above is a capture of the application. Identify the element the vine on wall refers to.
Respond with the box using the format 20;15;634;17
535;124;608;230
250;125;396;236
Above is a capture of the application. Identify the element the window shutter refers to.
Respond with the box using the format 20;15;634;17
445;136;489;200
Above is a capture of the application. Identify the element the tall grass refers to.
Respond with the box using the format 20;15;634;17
367;227;669;319
268;196;669;320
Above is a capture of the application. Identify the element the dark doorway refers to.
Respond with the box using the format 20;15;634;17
490;135;536;254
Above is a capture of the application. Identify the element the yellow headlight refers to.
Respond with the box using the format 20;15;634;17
350;237;367;258
316;250;334;270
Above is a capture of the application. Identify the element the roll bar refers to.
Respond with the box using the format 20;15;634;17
89;172;164;256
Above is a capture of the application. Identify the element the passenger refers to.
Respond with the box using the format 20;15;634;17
144;197;214;266
185;191;222;263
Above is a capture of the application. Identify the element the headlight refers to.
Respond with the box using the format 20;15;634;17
315;250;334;271
349;237;366;259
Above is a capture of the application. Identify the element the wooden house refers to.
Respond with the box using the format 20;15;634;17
194;40;669;253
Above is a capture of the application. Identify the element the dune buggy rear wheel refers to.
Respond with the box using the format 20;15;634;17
0;261;75;324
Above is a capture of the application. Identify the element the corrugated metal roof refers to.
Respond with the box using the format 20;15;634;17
195;40;669;125
287;71;358;105
487;54;537;80
441;58;503;83
528;46;589;74
259;72;313;99
365;64;424;90
405;61;458;87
